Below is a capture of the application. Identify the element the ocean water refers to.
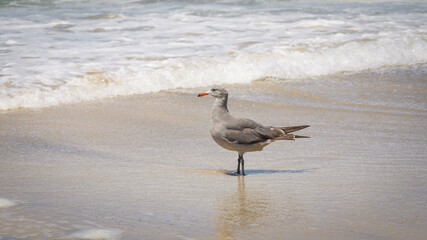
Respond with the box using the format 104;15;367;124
0;0;426;110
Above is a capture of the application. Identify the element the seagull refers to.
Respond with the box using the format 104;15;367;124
198;86;309;176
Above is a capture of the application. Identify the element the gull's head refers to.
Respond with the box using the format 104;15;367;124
198;86;228;99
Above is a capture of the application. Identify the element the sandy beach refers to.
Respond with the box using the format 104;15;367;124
1;81;426;239
1;0;426;239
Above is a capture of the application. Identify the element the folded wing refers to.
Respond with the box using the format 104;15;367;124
223;118;279;144
223;118;310;144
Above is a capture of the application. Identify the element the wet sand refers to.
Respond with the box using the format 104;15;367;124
1;87;426;239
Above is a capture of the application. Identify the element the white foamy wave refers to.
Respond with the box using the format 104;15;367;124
271;37;427;78
0;198;16;208
1;36;425;110
66;228;121;240
1;0;426;110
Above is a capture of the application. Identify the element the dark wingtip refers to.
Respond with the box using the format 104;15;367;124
281;125;310;134
295;135;310;138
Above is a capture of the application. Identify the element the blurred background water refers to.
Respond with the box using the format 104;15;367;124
1;0;426;110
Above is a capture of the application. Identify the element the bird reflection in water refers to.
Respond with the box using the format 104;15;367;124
216;176;269;239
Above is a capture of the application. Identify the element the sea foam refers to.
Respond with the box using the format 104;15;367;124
67;229;121;240
0;198;16;208
0;0;426;110
1;36;425;111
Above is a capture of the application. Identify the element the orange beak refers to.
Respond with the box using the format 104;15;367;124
198;92;208;97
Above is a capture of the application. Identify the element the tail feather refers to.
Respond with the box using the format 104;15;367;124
273;125;310;140
275;134;295;140
275;134;310;141
281;125;310;134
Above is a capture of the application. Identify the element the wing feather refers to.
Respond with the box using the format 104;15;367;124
222;118;280;144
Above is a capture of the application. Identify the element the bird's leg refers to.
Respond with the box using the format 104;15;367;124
237;153;245;176
237;154;241;175
241;155;245;176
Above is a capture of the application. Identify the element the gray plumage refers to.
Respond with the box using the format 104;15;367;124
198;86;309;175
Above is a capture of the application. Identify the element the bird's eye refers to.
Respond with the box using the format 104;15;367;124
211;88;217;91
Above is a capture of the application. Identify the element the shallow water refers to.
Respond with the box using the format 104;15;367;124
1;74;426;239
